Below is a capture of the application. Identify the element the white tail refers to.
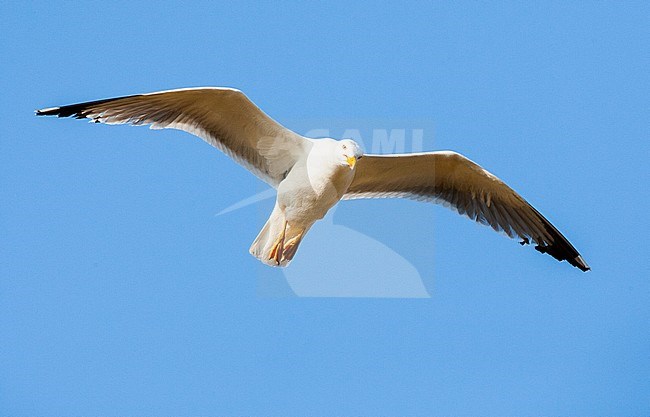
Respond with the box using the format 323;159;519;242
249;203;309;267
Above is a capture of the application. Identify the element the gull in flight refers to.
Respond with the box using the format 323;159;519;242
36;87;590;271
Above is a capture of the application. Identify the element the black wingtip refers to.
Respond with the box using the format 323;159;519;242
35;107;62;116
574;255;591;272
36;94;145;120
35;103;91;118
535;244;591;272
523;203;591;272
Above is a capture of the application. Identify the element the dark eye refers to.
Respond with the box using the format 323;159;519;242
342;144;347;150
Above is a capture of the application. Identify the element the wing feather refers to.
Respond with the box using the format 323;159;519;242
344;151;590;271
36;87;308;187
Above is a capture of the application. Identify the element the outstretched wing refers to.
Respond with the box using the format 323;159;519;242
36;87;309;187
345;151;590;271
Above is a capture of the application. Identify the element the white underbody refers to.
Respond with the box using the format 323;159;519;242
250;140;357;266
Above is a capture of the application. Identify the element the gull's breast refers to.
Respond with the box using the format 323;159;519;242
277;161;354;226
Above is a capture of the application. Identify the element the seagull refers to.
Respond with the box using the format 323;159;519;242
36;87;590;271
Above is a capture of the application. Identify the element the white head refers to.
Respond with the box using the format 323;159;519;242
337;139;364;169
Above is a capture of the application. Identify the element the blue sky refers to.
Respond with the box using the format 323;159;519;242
1;1;649;415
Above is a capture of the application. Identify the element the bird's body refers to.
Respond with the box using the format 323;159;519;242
36;87;590;271
280;139;356;225
252;138;361;266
